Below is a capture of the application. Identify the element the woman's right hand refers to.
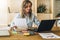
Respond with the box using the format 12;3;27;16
13;26;17;29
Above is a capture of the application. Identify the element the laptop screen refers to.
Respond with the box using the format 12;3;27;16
37;20;56;32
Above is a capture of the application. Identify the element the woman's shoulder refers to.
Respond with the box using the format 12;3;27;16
15;13;22;18
15;13;21;16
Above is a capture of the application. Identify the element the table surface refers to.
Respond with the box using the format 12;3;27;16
0;27;60;40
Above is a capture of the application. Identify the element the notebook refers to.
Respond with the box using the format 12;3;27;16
39;33;60;39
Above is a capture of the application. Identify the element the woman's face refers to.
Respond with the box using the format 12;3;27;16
24;3;32;14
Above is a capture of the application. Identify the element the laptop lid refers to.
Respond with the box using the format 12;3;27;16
37;20;56;32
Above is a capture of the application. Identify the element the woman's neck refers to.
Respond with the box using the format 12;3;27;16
24;13;29;16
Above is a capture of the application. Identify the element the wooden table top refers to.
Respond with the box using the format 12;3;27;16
0;31;60;40
0;27;60;40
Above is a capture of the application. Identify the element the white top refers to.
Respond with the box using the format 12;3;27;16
10;13;40;28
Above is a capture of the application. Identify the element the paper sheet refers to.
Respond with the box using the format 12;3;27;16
39;33;60;39
14;18;28;29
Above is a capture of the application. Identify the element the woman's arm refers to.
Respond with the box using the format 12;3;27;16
33;15;40;27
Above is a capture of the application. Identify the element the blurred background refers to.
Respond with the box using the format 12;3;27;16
0;0;60;27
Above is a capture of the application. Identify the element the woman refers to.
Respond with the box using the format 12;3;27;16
10;0;40;31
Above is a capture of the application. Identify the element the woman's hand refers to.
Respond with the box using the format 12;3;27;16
11;26;17;31
13;26;17;29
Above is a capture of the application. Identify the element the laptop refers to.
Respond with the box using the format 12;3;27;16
37;20;56;33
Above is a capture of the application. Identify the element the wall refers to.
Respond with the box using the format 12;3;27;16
0;0;8;26
0;0;54;26
53;0;60;18
8;0;36;15
8;0;24;13
37;14;53;21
